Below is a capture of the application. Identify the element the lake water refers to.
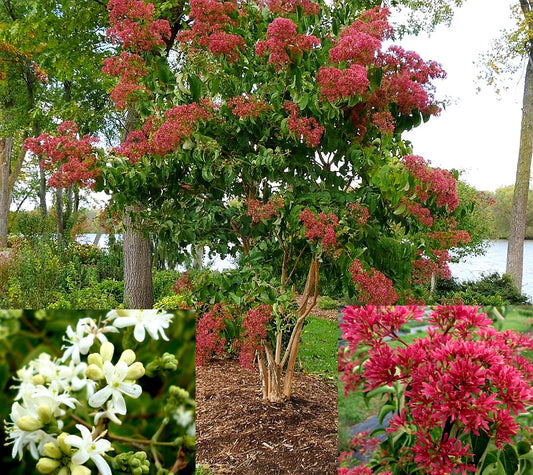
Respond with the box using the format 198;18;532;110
449;240;533;301
78;234;533;301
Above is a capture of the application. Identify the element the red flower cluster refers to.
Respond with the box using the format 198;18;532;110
411;249;451;284
104;0;170;109
227;94;271;119
24;121;100;189
428;230;471;248
284;101;324;147
255;17;320;71
340;306;533;474
172;272;194;294
247;196;284;223
196;303;232;366
102;51;149;110
239;304;272;369
347;202;370;225
401;198;434;227
114;102;213;160
299;208;339;249
316;65;369;102
151;103;213;155
265;0;320;16
107;0;170;51
348;259;398;305
402;155;459;211
177;0;244;62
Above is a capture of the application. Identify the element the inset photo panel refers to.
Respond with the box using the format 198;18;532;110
1;309;195;474
338;305;533;474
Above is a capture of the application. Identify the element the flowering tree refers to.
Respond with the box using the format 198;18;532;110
3;309;195;474
338;306;533;474
28;0;485;400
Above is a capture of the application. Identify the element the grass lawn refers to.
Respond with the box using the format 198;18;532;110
298;316;338;379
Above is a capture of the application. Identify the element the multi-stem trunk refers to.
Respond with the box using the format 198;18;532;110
257;256;320;402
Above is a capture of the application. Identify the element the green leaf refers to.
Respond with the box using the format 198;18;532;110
377;404;395;425
471;430;491;466
500;444;519;475
516;441;531;456
365;385;396;399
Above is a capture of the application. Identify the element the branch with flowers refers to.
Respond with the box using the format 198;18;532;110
3;309;195;474
338;306;533;474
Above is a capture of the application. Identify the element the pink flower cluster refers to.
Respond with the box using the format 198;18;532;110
227;94;271;119
316;65;369;102
340;306;533;474
255;17;320;71
400;198;434;227
402;155;459;211
347;202;370;225
265;0;320;16
24;121;100;189
196;303;233;366
114;102;213;160
239;304;272;369
102;51;149;110
284;101;324;147
411;249;451;284
177;0;244;62
299;208;339;249
429;230;471;248
247;196;284;223
348;259;398;305
104;0;171;109
172;272;194;294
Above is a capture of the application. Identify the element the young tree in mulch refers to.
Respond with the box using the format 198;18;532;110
27;0;485;403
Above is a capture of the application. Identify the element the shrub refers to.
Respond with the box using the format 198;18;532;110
434;273;530;305
317;295;339;310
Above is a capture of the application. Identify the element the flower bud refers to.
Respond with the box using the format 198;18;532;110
85;364;105;381
57;432;72;453
16;415;44;432
57;468;69;475
36;457;60;474
70;465;91;475
87;353;103;367
37;404;53;424
126;362;145;380
43;441;62;459
100;341;115;362
32;374;45;385
119;349;136;366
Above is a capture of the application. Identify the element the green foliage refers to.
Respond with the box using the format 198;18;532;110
152;270;182;302
488;186;533;239
434;273;531;306
9;211;55;238
153;294;190;310
317;296;339;310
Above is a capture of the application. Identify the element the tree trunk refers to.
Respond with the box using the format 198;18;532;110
39;159;47;216
506;52;533;291
123;209;153;308
120;109;154;308
56;187;64;241
0;138;13;247
0;136;26;247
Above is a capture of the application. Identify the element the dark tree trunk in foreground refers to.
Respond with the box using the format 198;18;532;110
123;210;153;308
506;27;533;291
121;109;154;308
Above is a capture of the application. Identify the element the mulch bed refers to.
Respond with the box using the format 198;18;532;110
196;359;338;474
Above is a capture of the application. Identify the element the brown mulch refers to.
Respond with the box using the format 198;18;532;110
295;295;339;322
196;359;338;474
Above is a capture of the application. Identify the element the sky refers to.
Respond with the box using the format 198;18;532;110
395;0;524;192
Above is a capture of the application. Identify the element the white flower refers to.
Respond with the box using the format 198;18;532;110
91;401;123;426
88;361;142;414
62;318;118;364
109;309;173;342
64;424;113;475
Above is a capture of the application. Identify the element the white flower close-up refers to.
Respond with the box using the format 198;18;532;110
108;309;174;342
62;318;118;364
88;360;142;414
64;424;113;475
